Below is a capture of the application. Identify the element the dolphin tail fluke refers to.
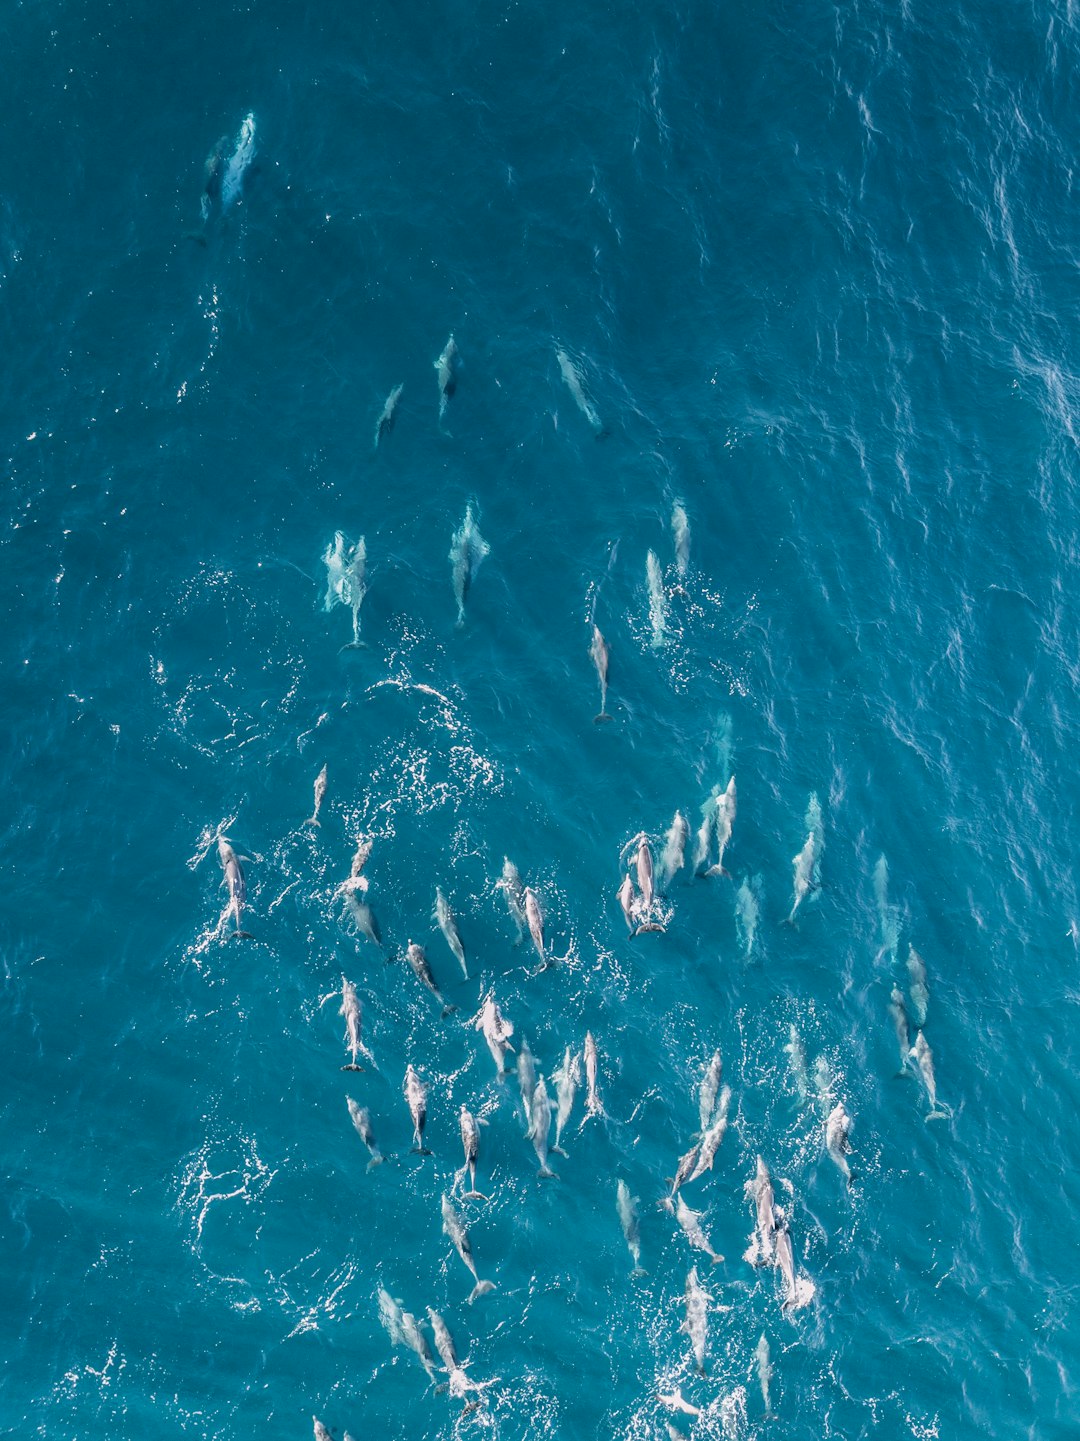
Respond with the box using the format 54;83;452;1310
593;711;613;725
552;1145;570;1159
538;1166;559;1181
467;1280;496;1304
411;1146;435;1156
925;1105;952;1123
232;930;255;941
305;815;321;827
441;1003;459;1018
339;641;368;652
340;1063;366;1072
631;1266;648;1278
366;1155;386;1172
709;1253;725;1265
462;1190;489;1201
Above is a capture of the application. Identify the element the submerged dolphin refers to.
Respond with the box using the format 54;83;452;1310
449;503;490;627
556;347;605;435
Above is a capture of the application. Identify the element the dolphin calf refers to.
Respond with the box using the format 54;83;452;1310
517;1038;537;1132
825;1100;853;1184
556;347;604;435
305;763;328;826
448;503;489;628
889;986;912;1073
435;335;458;422
216;836;253;938
347;1097;385;1169
441;1193;495;1302
616;1179;644;1274
589;623;612;722
705;777;736;877
434;887;468;978
403;1063;432;1154
374;383;404;449
400;1308;439;1382
617;874;637;933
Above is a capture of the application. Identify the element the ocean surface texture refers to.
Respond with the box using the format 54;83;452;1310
4;1;1080;1437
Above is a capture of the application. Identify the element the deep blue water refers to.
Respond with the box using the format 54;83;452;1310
4;1;1080;1436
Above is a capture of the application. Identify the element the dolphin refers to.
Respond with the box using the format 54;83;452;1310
497;856;527;940
671;502;690;577
337;834;373;895
343;887;382;947
517;1038;537;1133
474;992;515;1075
306;764;328;827
743;1157;777;1265
786;794;823;924
374;383;404;449
785;1024;810;1101
339;976;373;1070
403;1063;432;1154
825;1100;853;1184
523;886;547;965
582;1030;604;1121
346;1097;385;1169
675;1194;724;1264
646;550;668;648
735;875;760;957
400;1308;439;1382
873;853;900;963
680;1266;711;1374
698;1050;723;1135
666;1140;702;1205
552;1045;581;1156
221;112;256;209
616;1178;644;1274
216;836;253;939
589;623;612;722
705;777;736;877
435;335;458;422
433;887;468;978
556;347;604;435
528;1075;558;1178
755;1333;773;1416
617;874;636;933
449;503;489;628
340;536;367;649
889;986;913;1073
907;945;930;1026
458;1105;486;1199
426;1306;495;1403
659;812;689;890
377;1286;406;1346
687;1088;731;1183
910;1030;949;1120
441;1193;495;1302
405;941;455;1017
313;1419;333;1441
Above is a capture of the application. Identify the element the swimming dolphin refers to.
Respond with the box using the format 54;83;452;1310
435;335;458;422
457;1105;486;1199
343;886;382;947
523;886;547;965
400;1308;439;1382
517;1038;537;1133
216;836;253;939
346;1097;385;1169
785;1025;810;1101
589;623;612;722
680;1266;711;1374
474;992;515;1075
313;1418;333;1441
646;550;668;648
403;1063;432;1154
910;1030;949;1120
755;1333;773;1416
735;875;760;957
552;1045;581;1156
616;1179;645;1274
687;1089;731;1184
671;502;690;577
528;1075;558;1179
306;764;328;826
441;1193;495;1302
743;1157;778;1265
675;1194;724;1265
582;1030;604;1121
497;857;527;941
889;986;913;1073
825;1100;853;1184
617;874;636;932
374;383;404;449
705;777;736;877
907;946;930;1026
433;887;468;978
659;812;689;890
339;976;373;1070
201;112;256;222
698;1050;723;1135
405;941;455;1017
448;503;489;628
555;347;604;435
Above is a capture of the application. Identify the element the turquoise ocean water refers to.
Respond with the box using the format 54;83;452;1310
3;1;1080;1436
